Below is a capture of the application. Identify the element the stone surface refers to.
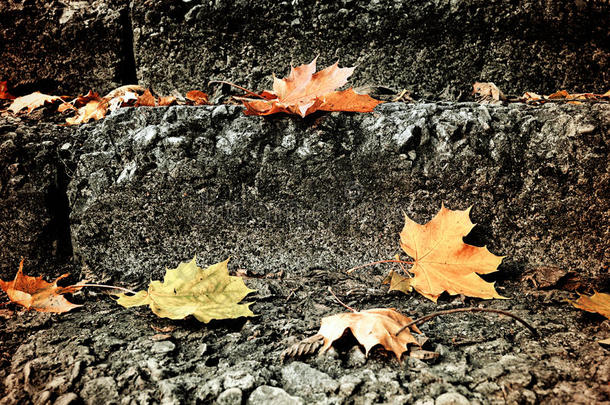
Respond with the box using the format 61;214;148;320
247;386;304;405
67;103;609;284
0;0;135;95
280;361;339;398
0;114;75;281
435;392;471;405
216;387;243;405
131;0;609;98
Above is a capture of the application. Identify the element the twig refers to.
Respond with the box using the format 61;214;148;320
395;307;539;338
76;283;138;295
328;287;356;312
208;80;265;99
347;259;414;274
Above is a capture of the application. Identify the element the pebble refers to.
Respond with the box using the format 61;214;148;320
435;392;470;405
151;340;176;354
216;387;242;405
247;386;304;405
54;393;79;405
281;361;339;397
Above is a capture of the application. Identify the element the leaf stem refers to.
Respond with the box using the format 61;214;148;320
395;307;539;338
76;283;138;295
208;80;265;99
328;287;356;312
347;259;414;274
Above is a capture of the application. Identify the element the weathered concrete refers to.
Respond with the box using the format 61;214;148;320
67;103;609;285
0;1;608;98
0;0;134;95
131;0;609;98
0;113;74;281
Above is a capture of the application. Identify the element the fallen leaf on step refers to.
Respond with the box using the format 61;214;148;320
8;92;63;113
393;203;505;302
318;308;421;361
241;57;383;117
571;292;610;319
0;258;83;313
0;81;15;100
472;82;505;104
116;257;255;323
185;90;209;105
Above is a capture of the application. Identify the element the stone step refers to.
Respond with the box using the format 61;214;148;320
60;102;608;284
1;1;608;97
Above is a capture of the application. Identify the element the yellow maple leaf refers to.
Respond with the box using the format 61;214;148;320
571;292;610;319
116;257;255;323
318;308;421;361
394;204;505;302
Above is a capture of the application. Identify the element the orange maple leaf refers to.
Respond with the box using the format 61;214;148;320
185;90;209;105
0;258;83;313
394;204;505;302
318;308;421;361
571;292;610;319
135;89;156;107
8;92;63;113
0;81;15;100
241;57;383;117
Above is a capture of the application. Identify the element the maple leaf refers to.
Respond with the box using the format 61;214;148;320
8;92;63;113
241;57;383;117
116;257;255;323
318;308;421;361
158;96;177;106
0;258;83;313
185;90;209;105
472;82;505;104
0;81;15;100
135;89;156;107
393;204;505;302
571;292;610;319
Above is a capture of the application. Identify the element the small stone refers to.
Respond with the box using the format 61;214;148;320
216;388;242;405
80;377;119;405
34;390;51;405
435;392;470;405
223;370;255;391
151;340;176;354
247;386;304;405
54;393;79;405
346;346;366;367
281;361;339;397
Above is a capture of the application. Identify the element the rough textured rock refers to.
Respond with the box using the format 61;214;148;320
131;0;609;98
68;103;609;285
0;113;75;281
0;0;135;95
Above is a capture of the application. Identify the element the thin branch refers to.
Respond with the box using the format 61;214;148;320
346;259;414;274
76;283;138;295
208;80;265;99
328;287;356;312
395;307;539;338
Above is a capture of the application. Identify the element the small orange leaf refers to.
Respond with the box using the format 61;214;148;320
158;96;177;106
0;81;15;100
0;258;83;313
65;99;108;125
318;308;421;361
571;292;610;319
548;90;570;99
8;92;63;113
135;89;156;107
185;90;209;105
